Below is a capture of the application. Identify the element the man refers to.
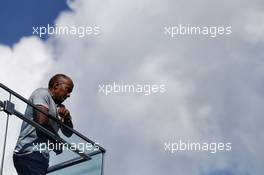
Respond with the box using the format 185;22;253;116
13;74;74;175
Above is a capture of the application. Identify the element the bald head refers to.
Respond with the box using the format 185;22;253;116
48;74;73;89
48;74;74;104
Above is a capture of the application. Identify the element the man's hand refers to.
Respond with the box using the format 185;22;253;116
58;105;73;137
58;106;71;122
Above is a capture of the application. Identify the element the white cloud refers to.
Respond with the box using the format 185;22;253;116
42;0;264;175
2;0;264;175
36;0;264;175
243;11;264;43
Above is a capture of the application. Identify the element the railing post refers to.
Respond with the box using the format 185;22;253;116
0;93;12;175
101;153;105;175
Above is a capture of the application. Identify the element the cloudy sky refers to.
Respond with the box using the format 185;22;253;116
0;0;264;175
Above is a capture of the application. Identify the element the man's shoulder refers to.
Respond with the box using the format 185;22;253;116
30;88;51;99
32;88;49;95
29;88;54;108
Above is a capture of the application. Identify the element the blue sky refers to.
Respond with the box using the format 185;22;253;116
0;0;69;45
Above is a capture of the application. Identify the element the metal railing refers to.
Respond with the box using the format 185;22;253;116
0;83;106;174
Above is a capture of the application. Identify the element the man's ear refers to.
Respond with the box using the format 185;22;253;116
54;82;60;90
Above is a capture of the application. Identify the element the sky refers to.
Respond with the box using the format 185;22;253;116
0;0;264;175
0;0;69;45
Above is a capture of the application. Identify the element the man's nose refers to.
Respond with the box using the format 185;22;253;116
67;93;71;97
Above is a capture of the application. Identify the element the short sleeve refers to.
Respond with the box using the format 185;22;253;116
31;89;50;109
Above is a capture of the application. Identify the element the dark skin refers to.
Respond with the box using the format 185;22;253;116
36;77;74;137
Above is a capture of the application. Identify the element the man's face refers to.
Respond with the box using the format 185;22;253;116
53;78;74;104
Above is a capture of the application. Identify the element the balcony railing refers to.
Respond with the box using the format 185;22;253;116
0;83;106;175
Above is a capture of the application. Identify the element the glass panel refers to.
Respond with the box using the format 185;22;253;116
10;94;27;116
48;153;103;175
2;95;26;174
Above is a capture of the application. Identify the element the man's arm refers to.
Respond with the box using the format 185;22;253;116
35;105;64;155
34;105;57;138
